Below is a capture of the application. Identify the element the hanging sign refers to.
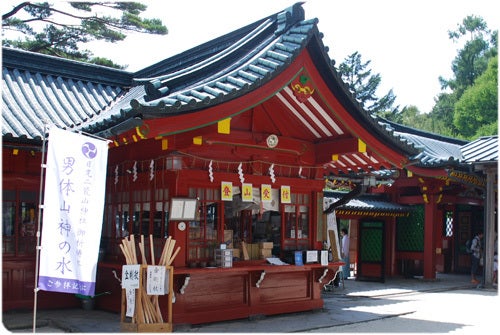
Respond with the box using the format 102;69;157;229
38;127;108;296
125;288;136;317
221;181;233;201
122;264;140;318
146;266;168;295
121;264;141;289
261;184;272;203
242;183;253;202
169;198;198;220
281;185;291;204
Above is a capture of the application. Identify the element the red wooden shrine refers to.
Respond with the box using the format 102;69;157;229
3;2;495;327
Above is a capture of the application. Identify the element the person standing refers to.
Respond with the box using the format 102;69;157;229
340;228;350;280
470;231;484;284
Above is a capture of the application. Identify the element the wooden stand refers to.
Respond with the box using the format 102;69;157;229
120;265;174;332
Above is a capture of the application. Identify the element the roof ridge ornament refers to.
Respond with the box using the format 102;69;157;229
275;2;305;35
291;70;315;102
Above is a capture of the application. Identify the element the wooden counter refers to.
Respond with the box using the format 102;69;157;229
96;260;343;325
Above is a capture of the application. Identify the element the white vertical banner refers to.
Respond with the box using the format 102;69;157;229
38;127;108;296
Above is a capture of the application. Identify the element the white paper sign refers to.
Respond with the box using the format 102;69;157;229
147;266;168;295
305;250;318;263
125;288;135;317
121;265;141;289
320;250;328;266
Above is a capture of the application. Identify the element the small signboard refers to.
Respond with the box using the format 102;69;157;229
305;250;318;263
170;198;198;220
121;264;141;289
121;264;140;318
146;266;168;296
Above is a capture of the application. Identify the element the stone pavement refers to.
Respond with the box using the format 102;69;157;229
2;273;489;333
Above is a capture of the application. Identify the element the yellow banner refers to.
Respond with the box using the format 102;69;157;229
261;184;272;203
221;181;233;201
242;183;253;202
281;185;291;204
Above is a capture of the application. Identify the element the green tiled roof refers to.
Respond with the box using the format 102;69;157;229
3;2;490;170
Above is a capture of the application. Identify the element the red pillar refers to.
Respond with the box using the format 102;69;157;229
423;193;437;280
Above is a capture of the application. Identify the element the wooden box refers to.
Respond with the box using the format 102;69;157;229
224;230;233;248
121;322;173;333
258;242;273;249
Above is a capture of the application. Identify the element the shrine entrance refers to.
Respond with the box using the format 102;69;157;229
357;221;385;282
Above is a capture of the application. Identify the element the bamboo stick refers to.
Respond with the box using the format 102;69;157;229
119;243;132;265
165;239;176;266
167;246;181;266
136;283;145;323
138;242;147;265
149;235;163;322
159;236;172;266
141;292;150;323
140;235;146;263
130;234;138;264
142;287;157;323
121;237;134;264
119;233;176;326
149;234;155;266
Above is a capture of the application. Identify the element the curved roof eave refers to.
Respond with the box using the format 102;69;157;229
323;191;411;214
304;33;426;158
461;135;498;164
106;3;423;161
126;3;310;116
2;47;132;141
4;1;474;174
380;119;471;167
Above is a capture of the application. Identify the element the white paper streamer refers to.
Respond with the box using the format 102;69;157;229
209;160;214;182
149;159;155;181
132;161;137;182
238;162;245;183
269;163;276;183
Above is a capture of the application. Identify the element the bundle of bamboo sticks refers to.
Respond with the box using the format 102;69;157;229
120;234;180;324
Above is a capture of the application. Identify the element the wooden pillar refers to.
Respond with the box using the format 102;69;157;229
423;193;437;280
483;166;496;287
388;216;397;277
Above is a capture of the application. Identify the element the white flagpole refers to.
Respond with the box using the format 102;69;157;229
32;124;49;333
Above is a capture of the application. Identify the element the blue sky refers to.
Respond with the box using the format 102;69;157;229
2;0;498;114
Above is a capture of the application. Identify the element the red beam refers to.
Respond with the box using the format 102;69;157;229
315;137;359;164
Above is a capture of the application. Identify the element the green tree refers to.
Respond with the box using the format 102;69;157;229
442;15;492;97
337;51;398;116
428;92;461;137
427;15;497;138
453;55;498;139
2;2;167;68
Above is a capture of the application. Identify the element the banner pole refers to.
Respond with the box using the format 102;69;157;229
78;130;113;143
32;124;49;333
